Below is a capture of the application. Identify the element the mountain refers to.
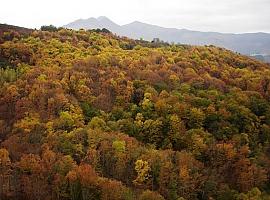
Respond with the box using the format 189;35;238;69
64;16;122;33
1;24;270;200
250;53;270;63
64;16;270;56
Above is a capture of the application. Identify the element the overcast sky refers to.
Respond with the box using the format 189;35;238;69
1;0;270;33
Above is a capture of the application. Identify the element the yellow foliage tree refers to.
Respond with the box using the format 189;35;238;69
133;159;151;185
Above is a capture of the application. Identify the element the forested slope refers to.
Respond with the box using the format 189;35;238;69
1;27;270;200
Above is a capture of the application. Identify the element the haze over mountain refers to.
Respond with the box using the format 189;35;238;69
64;16;270;57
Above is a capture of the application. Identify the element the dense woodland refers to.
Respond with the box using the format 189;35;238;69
1;25;270;200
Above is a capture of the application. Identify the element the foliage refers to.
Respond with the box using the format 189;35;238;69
1;26;270;200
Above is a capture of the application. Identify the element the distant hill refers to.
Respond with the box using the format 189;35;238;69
250;54;270;63
0;23;33;36
64;16;270;57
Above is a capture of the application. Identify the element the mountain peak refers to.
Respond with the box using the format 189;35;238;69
64;16;120;30
129;21;144;25
86;17;97;21
96;16;117;25
97;16;110;21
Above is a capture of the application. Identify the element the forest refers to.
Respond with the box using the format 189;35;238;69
1;25;270;200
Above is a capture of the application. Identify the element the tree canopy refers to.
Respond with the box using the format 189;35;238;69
0;26;270;200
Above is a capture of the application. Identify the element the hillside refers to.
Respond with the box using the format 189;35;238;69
64;16;270;56
0;23;33;34
1;26;270;200
0;23;33;43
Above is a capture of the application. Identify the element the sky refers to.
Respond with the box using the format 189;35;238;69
1;0;270;33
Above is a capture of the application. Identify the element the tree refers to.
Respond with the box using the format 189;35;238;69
100;179;125;200
138;190;165;200
41;25;58;32
187;108;205;129
168;114;186;150
158;161;178;200
66;164;100;200
177;151;203;199
112;140;126;153
141;119;163;146
133;160;151;186
16;154;49;200
88;116;107;130
0;149;12;198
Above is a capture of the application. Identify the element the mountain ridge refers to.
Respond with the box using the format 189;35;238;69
64;16;270;56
